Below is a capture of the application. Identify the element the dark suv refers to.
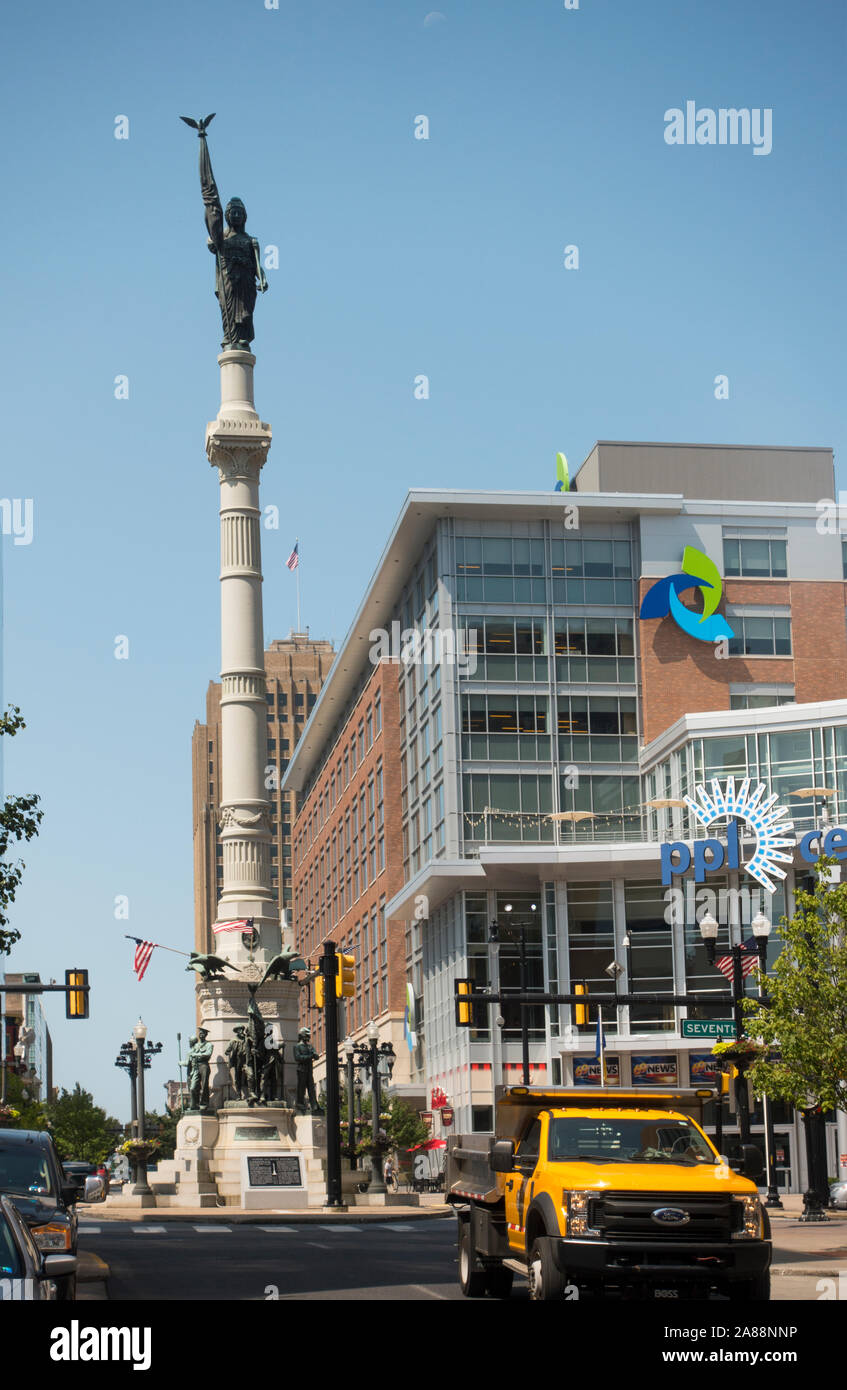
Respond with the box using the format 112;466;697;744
0;1130;104;1301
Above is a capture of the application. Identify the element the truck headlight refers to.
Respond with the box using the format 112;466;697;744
565;1190;597;1237
731;1196;763;1240
31;1223;72;1252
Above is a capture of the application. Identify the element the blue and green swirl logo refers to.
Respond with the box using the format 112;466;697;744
639;546;734;644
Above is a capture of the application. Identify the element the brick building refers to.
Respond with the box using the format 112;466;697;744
192;632;335;955
283;442;847;1190
289;661;414;1090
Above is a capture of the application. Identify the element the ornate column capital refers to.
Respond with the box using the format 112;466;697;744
206;416;272;481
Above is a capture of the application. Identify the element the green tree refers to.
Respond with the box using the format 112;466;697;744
143;1109;179;1161
337;1091;429;1157
2;1069;47;1131
739;861;847;1113
0;707;43;955
45;1084;122;1165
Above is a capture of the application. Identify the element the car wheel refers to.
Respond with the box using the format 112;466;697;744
458;1221;487;1298
728;1270;771;1301
528;1237;567;1302
484;1265;514;1299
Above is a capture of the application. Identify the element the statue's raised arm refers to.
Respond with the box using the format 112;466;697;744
181;113;267;351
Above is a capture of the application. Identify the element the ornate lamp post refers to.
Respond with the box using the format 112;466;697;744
342;1035;357;1170
125;1019;162;1196
353;1023;396;1194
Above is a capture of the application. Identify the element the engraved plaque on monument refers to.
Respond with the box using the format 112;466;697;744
246;1155;303;1188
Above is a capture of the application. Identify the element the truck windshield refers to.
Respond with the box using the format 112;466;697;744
548;1117;716;1166
0;1147;56;1197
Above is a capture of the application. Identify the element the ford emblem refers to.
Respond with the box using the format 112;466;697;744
651;1206;690;1226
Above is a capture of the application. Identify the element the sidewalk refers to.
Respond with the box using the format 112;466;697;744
768;1199;847;1277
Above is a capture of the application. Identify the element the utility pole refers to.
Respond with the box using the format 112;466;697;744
321;941;344;1208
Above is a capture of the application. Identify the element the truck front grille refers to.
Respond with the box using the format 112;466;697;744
589;1191;737;1242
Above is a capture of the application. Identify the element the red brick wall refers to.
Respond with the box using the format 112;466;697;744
291;662;404;1054
639;578;847;745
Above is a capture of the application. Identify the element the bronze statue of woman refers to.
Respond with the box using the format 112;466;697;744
181;114;269;350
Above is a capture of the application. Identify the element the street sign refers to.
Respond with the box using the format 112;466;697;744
682;1019;735;1039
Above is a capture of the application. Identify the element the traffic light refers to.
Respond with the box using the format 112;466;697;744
720;1071;731;1096
65;969;89;1020
573;981;588;1026
455;978;473;1027
315;975;325;1009
336;953;355;998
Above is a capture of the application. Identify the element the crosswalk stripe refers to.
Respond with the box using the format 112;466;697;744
132;1226;168;1234
193;1225;232;1233
381;1223;415;1231
320;1224;363;1232
78;1225;101;1233
258;1226;297;1233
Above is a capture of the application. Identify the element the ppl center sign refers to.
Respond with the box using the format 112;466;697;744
661;776;847;894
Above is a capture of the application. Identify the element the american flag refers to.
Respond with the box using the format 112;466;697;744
132;939;155;981
714;936;760;981
213;918;255;936
286;541;299;571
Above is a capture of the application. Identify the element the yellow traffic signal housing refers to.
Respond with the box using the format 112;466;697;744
455;978;473;1027
573;981;588;1026
315;975;325;1009
336;953;355;998
65;969;89;1020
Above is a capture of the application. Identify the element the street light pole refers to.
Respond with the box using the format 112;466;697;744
131;1019;152;1196
343;1036;357;1170
751;912;783;1210
366;1023;386;1195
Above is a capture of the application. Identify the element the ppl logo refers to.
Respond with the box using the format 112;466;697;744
639;546;734;643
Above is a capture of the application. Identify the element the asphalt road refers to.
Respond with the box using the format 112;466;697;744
77;1219;829;1302
80;1217;467;1302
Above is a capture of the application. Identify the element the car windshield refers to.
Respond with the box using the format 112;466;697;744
0;1213;23;1277
0;1147;56;1197
548;1117;717;1166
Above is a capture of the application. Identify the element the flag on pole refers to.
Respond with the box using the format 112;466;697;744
286;541;299;571
132;939;155;981
213;918;255;936
714;937;759;981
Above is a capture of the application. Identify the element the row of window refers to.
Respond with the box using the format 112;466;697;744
294;693;383;856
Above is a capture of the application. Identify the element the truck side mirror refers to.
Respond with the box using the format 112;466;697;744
491;1140;515;1174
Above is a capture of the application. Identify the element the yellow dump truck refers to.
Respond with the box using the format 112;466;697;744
445;1086;771;1301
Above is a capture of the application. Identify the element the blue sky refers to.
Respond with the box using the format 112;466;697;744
1;0;844;1120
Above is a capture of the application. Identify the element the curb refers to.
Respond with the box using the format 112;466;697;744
773;1265;847;1278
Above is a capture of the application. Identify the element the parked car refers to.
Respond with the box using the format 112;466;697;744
62;1160;109;1196
829;1180;847;1210
0;1195;76;1300
0;1130;104;1301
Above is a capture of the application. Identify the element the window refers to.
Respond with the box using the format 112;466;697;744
374;693;382;734
472;1106;493;1133
730;688;795;710
724;531;787;579
728;614;791;657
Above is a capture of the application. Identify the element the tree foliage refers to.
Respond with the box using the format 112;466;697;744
741;860;847;1114
336;1091;430;1156
2;1069;46;1131
44;1084;122;1165
0;706;43;955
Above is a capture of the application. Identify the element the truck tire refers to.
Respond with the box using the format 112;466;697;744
484;1265;514;1299
528;1237;566;1302
458;1220;487;1298
728;1270;771;1301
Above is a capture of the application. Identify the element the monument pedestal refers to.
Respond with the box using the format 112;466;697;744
149;1106;327;1209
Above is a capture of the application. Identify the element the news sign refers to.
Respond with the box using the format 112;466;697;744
573;1056;620;1086
631;1055;678;1086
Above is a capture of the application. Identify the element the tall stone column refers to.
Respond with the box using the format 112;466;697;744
205;349;278;970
